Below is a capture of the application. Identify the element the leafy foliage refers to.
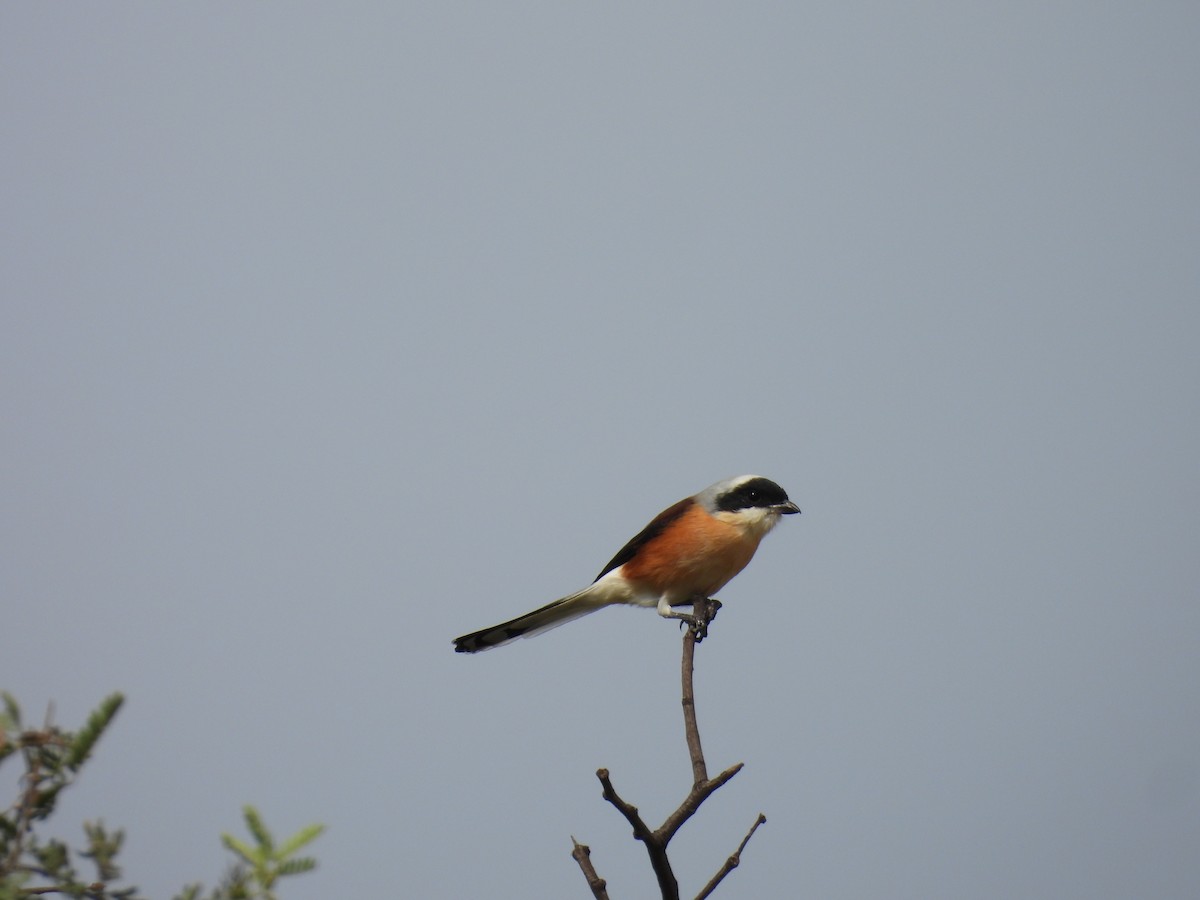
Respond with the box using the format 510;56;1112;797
180;807;326;900
0;693;323;900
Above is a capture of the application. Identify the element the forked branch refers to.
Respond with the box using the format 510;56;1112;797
570;597;766;898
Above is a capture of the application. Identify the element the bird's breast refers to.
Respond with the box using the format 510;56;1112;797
618;503;763;599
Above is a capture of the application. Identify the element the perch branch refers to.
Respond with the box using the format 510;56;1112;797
681;597;712;784
574;595;758;899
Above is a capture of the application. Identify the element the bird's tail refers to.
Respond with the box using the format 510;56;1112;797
453;585;616;653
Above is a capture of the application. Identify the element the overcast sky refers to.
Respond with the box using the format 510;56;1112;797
3;4;1199;898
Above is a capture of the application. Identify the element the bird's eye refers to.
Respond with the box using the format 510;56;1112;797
746;490;759;502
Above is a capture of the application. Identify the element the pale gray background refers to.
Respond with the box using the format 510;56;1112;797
3;4;1198;898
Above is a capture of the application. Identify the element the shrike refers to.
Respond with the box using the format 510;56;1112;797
453;475;799;653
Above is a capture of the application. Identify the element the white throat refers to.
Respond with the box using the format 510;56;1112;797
714;506;782;540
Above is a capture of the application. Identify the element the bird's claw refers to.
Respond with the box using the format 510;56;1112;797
679;598;722;642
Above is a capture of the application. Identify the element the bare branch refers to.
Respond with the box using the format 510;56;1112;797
596;769;653;842
577;595;763;899
654;596;744;845
655;762;743;846
694;813;767;900
680;598;713;785
17;885;106;896
597;769;678;899
570;837;610;900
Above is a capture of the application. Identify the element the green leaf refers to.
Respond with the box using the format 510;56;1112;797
220;833;260;865
32;782;67;819
65;693;124;772
275;856;317;877
1;691;20;727
34;837;70;875
276;823;325;860
241;805;273;854
0;871;32;900
81;819;125;882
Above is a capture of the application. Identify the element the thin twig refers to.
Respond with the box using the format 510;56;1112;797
694;813;767;900
570;837;610;900
680;597;709;785
18;886;104;896
4;728;60;878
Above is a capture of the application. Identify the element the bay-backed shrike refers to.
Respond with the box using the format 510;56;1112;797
453;475;799;653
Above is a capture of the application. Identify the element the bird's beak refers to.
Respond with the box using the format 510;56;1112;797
776;501;801;515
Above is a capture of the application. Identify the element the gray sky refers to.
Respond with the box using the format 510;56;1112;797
4;4;1199;898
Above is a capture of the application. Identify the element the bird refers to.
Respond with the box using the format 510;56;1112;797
452;475;799;653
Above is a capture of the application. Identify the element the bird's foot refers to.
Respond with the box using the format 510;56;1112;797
678;597;722;642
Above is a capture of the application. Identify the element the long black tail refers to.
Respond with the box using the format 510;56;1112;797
453;587;611;653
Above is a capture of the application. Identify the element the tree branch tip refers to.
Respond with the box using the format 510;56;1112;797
702;761;744;793
694;811;768;899
733;812;767;855
571;835;611;899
